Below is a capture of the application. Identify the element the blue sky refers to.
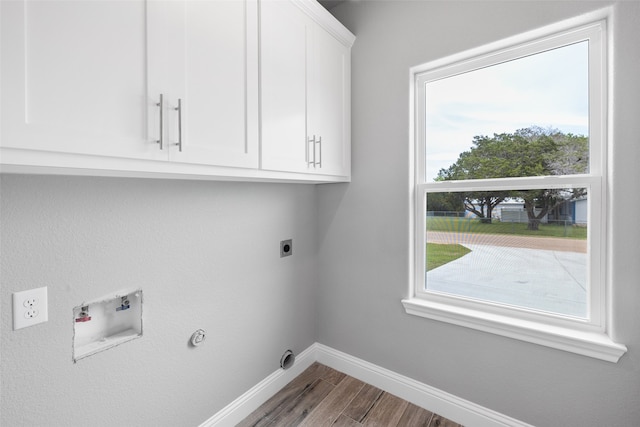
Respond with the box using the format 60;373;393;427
424;41;589;181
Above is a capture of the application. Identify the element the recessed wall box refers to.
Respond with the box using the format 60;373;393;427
72;289;143;362
280;239;293;257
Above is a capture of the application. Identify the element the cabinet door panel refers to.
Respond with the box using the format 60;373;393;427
260;0;309;173
168;0;258;168
308;25;350;176
0;0;161;160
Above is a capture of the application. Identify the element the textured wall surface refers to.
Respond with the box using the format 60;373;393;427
318;1;640;426
1;176;318;426
2;2;640;427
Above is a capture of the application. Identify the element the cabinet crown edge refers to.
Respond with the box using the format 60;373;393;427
289;0;356;47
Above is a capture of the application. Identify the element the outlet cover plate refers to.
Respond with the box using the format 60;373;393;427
13;287;48;330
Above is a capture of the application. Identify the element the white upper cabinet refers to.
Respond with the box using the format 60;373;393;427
260;0;354;177
1;0;257;169
260;0;309;174
149;0;259;168
1;0;160;161
307;22;351;177
0;0;353;182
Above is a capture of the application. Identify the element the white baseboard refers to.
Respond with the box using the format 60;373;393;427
201;342;533;427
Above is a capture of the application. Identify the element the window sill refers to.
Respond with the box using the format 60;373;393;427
401;297;627;363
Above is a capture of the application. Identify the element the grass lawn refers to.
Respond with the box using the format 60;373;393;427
426;217;587;239
427;243;472;271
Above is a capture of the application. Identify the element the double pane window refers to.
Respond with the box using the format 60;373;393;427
406;17;625;362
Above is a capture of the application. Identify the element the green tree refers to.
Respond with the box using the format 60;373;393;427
545;132;589;175
438;126;588;230
426;192;465;214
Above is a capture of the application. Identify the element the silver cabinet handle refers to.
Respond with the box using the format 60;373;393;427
306;135;323;168
307;135;316;167
156;94;164;150
174;98;183;152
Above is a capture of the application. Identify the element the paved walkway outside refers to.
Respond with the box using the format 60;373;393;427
426;232;587;317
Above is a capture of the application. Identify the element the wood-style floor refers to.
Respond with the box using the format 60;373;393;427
237;362;464;427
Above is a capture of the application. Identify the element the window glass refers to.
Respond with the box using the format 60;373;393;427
424;41;589;182
425;189;588;318
421;41;591;319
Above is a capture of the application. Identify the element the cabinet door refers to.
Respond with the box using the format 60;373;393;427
260;0;310;173
308;24;350;177
0;0;162;161
163;0;258;168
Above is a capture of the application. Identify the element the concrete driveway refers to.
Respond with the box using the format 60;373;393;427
426;233;587;318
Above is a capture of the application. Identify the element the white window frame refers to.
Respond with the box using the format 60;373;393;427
404;9;627;362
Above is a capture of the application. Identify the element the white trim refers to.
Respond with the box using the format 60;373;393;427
289;0;356;47
0;148;350;183
420;175;599;193
202;343;535;427
407;7;626;361
199;345;316;427
409;7;612;78
402;298;626;363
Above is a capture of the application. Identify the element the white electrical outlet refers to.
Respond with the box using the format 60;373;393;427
13;287;48;330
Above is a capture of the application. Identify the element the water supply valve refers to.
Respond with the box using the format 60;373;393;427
116;296;130;312
75;306;91;323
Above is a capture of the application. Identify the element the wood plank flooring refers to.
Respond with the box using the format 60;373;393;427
237;362;464;427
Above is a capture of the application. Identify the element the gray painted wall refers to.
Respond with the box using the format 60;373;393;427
1;176;318;426
319;1;640;426
2;2;639;427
